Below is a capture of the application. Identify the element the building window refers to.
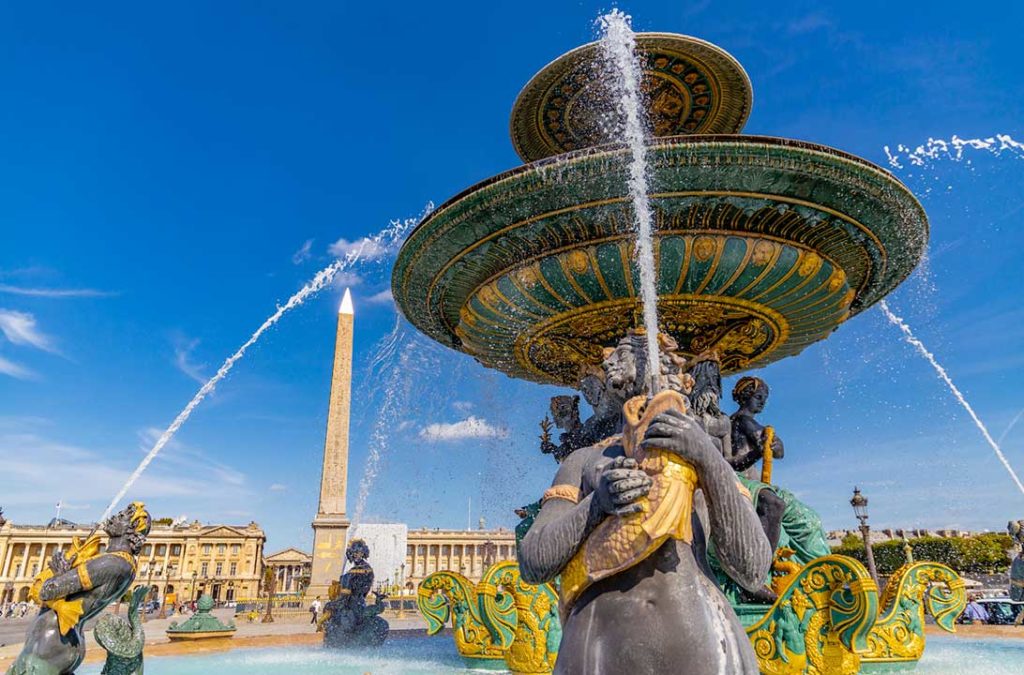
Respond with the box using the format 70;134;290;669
202;544;211;555
201;563;208;576
155;544;166;556
407;545;414;556
442;545;451;556
429;545;438;556
215;563;223;576
417;545;426;556
171;544;182;556
230;563;237;576
217;544;226;556
231;544;240;556
142;545;152;557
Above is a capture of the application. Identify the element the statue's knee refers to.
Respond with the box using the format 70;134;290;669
758;492;785;520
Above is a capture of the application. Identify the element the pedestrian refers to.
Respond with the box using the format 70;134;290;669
963;596;990;624
310;596;322;625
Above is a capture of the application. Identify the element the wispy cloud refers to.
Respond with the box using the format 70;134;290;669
0;354;35;380
452;400;474;412
269;483;288;492
0;284;115;298
291;239;314;265
0;423;248;522
419;416;508;442
137;427;247;487
172;336;208;385
785;12;832;36
365;289;393;305
0;309;57;353
328;236;392;262
333;271;362;288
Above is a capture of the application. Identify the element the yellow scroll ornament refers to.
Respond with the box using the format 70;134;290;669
559;390;697;616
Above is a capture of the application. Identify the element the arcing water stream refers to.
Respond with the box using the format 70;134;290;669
879;300;1024;497
101;209;430;521
884;134;1024;169
599;10;662;388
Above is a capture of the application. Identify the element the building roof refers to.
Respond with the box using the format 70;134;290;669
264;547;312;563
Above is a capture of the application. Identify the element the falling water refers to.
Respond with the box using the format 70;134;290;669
599;10;661;387
879;299;1024;496
101;208;431;521
884;134;1024;169
350;318;410;530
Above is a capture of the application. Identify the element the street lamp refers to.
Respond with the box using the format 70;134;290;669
190;571;198;603
850;487;879;585
141;557;156;623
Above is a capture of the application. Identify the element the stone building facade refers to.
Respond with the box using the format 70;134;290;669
0;518;266;605
404;527;518;589
264;547;312;595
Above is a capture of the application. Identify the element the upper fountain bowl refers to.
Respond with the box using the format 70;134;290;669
510;33;753;163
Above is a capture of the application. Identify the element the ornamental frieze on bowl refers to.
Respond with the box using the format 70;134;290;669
392;35;928;387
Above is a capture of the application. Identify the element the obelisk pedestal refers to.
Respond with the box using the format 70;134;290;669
307;289;354;600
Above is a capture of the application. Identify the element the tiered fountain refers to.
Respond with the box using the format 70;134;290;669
395;28;965;675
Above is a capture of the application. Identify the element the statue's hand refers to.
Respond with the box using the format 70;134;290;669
594;456;652;517
640;409;715;468
48;550;72;576
770;434;784;458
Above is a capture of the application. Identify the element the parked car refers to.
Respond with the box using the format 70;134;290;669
978;598;1024;625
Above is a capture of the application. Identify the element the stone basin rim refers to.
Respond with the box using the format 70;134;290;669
402;134;922;244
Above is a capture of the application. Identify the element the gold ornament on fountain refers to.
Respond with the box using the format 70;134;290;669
559;384;697;615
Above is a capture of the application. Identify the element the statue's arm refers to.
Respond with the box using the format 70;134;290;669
645;412;772;591
518;449;601;584
519;445;655;585
768;429;784;459
41;556;131;602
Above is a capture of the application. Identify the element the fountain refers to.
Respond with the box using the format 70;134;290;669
392;13;967;675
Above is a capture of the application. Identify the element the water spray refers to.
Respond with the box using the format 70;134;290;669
879;299;1024;496
99;206;431;523
600;10;662;395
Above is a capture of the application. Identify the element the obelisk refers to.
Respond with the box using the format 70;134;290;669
307;288;354;599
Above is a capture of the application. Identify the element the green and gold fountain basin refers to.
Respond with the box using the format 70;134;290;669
393;35;928;387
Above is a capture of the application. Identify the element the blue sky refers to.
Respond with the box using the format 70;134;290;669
1;1;1023;552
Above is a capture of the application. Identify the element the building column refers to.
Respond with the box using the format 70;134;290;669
1;543;14;578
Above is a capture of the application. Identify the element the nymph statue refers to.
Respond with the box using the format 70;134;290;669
518;330;771;673
8;502;151;675
540;395;585;462
1008;520;1024;602
322;539;389;648
729;377;829;577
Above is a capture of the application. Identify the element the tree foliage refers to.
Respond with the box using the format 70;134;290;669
831;533;1013;575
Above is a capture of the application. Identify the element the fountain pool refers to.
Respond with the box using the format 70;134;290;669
75;635;1024;674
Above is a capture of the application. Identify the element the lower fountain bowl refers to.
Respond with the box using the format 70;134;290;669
392;135;928;386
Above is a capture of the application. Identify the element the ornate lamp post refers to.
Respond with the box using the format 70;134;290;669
190;571;198;603
483;540;497;569
850;487;879;585
141;556;156;623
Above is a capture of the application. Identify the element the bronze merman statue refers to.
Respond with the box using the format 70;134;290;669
729;377;829;587
519;331;771;674
7;502;151;675
322;539;389;648
688;351;732;459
